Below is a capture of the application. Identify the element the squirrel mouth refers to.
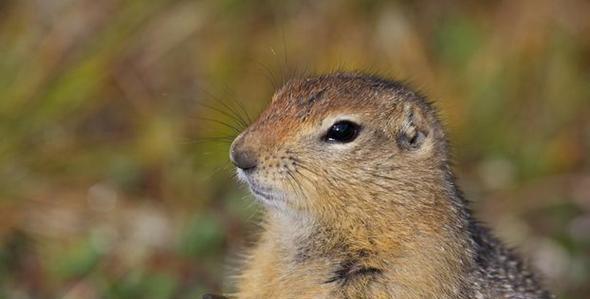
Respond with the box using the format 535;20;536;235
248;184;288;208
249;184;276;201
238;170;286;206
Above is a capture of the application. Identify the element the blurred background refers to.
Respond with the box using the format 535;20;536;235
0;0;589;298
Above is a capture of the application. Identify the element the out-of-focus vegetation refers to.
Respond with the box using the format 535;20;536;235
0;0;589;298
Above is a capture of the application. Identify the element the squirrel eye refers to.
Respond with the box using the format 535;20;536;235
324;120;360;143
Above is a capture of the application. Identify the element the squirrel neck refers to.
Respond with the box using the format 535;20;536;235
268;165;472;250
268;182;472;256
264;168;475;295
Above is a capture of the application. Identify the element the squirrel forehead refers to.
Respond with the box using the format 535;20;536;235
266;74;408;121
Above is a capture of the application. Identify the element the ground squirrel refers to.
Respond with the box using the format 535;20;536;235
226;73;553;298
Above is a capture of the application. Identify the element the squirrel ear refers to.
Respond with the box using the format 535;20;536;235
396;103;428;151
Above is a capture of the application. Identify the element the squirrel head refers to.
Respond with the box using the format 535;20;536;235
230;73;451;217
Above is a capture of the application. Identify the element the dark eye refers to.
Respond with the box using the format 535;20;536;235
324;120;360;143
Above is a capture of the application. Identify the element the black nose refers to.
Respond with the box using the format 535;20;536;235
230;148;258;171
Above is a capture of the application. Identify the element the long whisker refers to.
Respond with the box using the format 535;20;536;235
254;60;279;90
195;116;243;134
221;85;253;125
197;101;247;130
215;96;250;129
198;87;250;129
183;136;235;145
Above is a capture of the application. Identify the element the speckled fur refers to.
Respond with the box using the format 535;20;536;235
228;73;553;299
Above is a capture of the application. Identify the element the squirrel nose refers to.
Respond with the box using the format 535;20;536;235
230;148;258;171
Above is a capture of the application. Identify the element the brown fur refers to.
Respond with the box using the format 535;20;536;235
227;73;552;299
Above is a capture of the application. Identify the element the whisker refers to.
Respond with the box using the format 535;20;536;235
220;84;253;125
183;136;235;145
292;160;320;177
198;87;250;129
216;96;250;129
293;168;318;191
195;116;243;134
254;60;279;90
286;170;307;199
284;171;300;197
197;101;248;130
